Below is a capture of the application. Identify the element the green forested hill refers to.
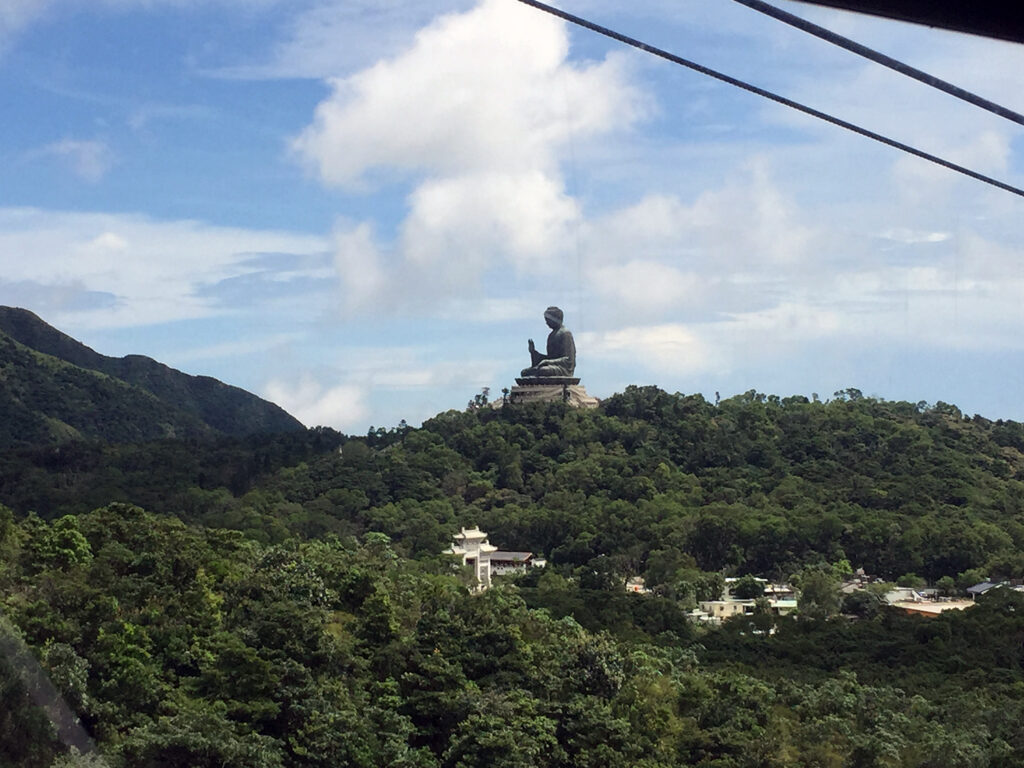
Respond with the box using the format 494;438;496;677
0;307;303;447
4;385;1024;584
228;386;1024;582
0;331;215;448
3;387;1024;767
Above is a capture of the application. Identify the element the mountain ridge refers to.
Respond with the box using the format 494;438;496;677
0;306;303;446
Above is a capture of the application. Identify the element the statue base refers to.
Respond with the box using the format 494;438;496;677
503;382;599;409
515;377;579;386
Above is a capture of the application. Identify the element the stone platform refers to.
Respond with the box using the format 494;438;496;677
514;377;580;386
505;381;599;408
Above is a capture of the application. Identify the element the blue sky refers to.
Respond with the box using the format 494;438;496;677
2;0;1024;432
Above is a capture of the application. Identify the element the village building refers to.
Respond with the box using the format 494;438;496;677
626;576;650;594
491;550;547;576
696;579;798;624
967;581;1001;599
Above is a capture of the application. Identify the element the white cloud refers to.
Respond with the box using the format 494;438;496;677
9;0;1022;429
713;302;841;344
580;160;816;279
263;376;369;430
880;228;951;244
583;323;716;376
435;297;537;323
292;0;643;185
582;302;842;379
260;346;504;431
824;263;1024;352
332;222;387;312
588;260;699;315
294;0;643;314
890;129;1012;200
400;171;579;275
371;359;498;390
0;207;328;328
325;343;500;390
567;127;1024;381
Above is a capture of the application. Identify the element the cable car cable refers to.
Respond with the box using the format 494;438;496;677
731;0;1024;128
516;0;1024;200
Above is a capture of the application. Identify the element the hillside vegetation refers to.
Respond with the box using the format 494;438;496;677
2;503;1022;768
3;386;1024;766
0;307;303;448
9;385;1022;584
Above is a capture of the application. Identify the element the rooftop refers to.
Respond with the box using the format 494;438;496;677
490;551;533;561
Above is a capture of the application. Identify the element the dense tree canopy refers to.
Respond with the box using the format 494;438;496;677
3;387;1024;766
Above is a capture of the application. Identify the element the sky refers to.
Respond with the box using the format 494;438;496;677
2;0;1024;432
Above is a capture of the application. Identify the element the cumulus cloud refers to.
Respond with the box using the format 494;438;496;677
400;171;579;274
333;222;387;310
293;0;642;185
576;162;818;326
286;0;1024;412
264;376;370;430
321;343;501;392
290;0;644;313
570;129;1024;384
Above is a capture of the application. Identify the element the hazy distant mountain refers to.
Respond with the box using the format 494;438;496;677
0;306;303;448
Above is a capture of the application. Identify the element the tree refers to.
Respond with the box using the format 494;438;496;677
731;575;765;600
441;691;559;768
897;573;926;589
841;590;882;618
466;388;490;412
956;568;988;591
693;572;725;602
118;701;285;768
751;597;774;633
797;570;840;620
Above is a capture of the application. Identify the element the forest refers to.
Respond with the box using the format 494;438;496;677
3;386;1024;766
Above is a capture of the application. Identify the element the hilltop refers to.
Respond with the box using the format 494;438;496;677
0;307;303;448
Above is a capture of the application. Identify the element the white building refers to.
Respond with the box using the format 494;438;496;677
446;528;545;590
697;579;799;624
447;527;498;591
